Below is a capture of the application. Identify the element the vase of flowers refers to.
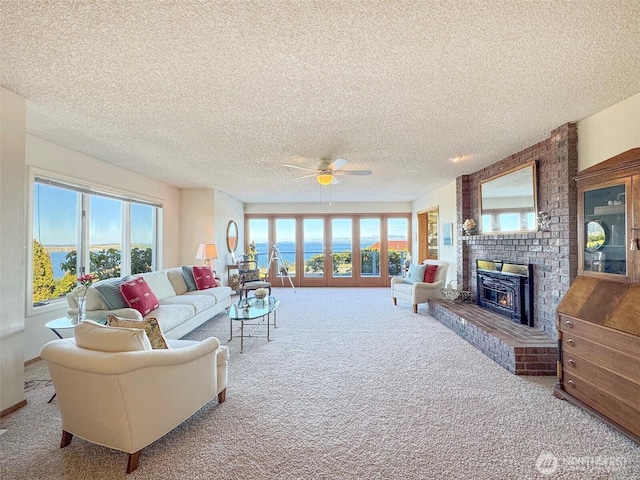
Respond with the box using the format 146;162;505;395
76;273;97;321
463;218;478;236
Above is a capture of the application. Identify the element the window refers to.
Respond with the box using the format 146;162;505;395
31;176;161;308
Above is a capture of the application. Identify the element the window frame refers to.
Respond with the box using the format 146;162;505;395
27;169;163;315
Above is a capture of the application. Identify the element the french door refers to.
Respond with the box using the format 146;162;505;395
246;214;410;288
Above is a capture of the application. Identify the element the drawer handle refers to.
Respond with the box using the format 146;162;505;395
567;380;576;388
564;320;573;328
566;338;576;346
568;359;576;367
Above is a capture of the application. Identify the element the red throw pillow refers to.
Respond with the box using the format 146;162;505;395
119;277;159;316
423;264;439;283
192;266;217;290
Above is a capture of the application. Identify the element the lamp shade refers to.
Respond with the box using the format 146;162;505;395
317;172;334;185
195;243;219;260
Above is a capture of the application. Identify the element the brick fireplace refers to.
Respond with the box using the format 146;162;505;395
457;123;579;338
427;123;578;375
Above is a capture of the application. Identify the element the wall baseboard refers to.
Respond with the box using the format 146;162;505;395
1;399;27;417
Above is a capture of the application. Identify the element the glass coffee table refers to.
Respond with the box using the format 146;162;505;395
226;296;279;353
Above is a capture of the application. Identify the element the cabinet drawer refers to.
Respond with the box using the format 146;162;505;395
559;315;640;359
563;371;640;438
562;353;640;410
561;333;640;384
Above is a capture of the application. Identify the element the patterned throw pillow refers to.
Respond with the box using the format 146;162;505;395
192;266;217;290
423;264;439;283
119;277;160;316
242;270;261;282
106;315;170;349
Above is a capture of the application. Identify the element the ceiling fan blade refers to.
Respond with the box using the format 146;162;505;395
334;170;372;176
330;176;339;184
294;173;318;180
284;164;319;172
328;158;348;171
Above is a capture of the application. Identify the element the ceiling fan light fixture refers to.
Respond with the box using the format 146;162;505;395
317;172;334;185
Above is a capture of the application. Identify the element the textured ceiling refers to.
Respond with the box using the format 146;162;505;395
2;1;640;204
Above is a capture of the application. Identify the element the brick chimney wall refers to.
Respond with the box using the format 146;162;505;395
456;123;578;338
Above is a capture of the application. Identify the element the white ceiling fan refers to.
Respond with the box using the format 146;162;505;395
284;158;372;185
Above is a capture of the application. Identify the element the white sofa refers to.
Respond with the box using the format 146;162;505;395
67;266;233;339
391;260;450;313
41;321;229;473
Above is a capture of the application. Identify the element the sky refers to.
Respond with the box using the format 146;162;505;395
33;183;153;246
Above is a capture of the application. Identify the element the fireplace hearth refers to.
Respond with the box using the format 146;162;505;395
476;260;534;326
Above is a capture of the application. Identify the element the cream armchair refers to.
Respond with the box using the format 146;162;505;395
40;321;229;473
391;260;450;313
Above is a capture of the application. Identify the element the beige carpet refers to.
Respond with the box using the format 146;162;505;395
2;287;639;479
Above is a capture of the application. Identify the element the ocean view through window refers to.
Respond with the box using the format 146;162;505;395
246;215;410;287
31;176;161;307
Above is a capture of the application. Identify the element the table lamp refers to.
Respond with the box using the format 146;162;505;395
195;243;219;271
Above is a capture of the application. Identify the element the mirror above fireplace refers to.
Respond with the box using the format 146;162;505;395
479;161;538;234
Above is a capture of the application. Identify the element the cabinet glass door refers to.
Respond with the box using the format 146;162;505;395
583;184;627;275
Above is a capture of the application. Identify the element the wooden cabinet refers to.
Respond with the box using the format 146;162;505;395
555;148;640;444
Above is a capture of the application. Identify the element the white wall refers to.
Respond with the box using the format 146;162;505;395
578;92;640;170
0;88;27;414
411;181;458;287
214;190;244;282
23;135;182;361
180;189;215;266
180;189;244;286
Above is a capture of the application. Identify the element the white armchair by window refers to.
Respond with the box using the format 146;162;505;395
391;260;450;313
40;321;229;473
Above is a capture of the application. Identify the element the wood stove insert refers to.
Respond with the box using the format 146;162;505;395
476;260;534;327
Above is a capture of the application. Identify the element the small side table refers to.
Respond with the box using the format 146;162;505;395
44;317;105;402
45;316;82;339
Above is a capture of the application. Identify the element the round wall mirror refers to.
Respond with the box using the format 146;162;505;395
585;221;606;252
226;220;238;253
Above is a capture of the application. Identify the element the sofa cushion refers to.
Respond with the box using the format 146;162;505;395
166;267;189;295
143;304;195;333
423;264;439;283
159;294;216;314
120;277;160;316
93;277;128;309
193;266;216;290
405;264;427;285
181;266;198;292
137;270;177;300
106;315;170;349
183;285;232;304
71;285;107;310
74;320;152;352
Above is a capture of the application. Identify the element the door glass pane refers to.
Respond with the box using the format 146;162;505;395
32;183;80;305
248;218;269;271
583;184;626;275
303;218;324;278
90;196;123;280
387;218;409;277
275;218;296;276
427;210;438;259
360;218;381;277
131;203;154;274
332;218;352;277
